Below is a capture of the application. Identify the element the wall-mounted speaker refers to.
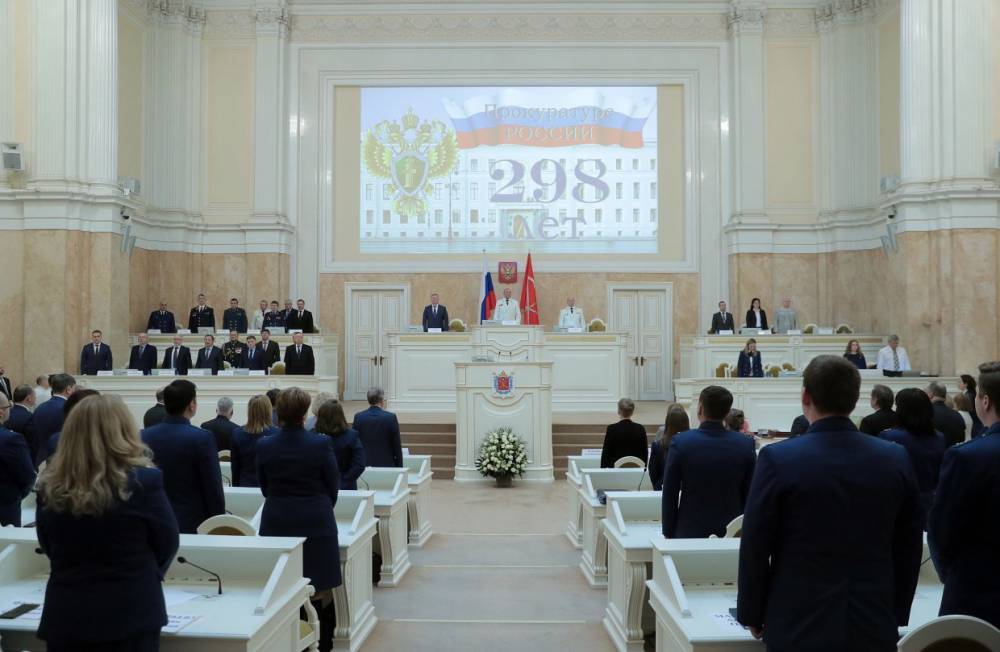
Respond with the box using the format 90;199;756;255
1;143;24;171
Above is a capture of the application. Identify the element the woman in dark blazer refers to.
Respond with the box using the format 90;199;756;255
35;394;179;652
649;404;690;491
737;338;764;378
314;399;367;490
959;374;984;437
879;388;947;528
230;394;279;487
256;387;340;650
600;398;649;468
745;297;768;330
843;339;868;370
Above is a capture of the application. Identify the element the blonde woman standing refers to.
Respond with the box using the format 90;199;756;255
230;394;279;487
36;394;179;652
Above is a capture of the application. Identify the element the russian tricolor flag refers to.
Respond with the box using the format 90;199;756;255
479;260;497;324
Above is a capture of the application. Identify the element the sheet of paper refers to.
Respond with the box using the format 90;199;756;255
162;587;203;608
162;614;200;634
712;611;746;633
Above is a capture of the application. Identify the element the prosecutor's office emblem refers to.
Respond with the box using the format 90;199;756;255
363;108;458;217
498;261;518;284
492;371;515;397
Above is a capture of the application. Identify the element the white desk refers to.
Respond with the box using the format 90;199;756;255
565;455;602;549
673;376;962;431
332;491;379;652
358;467;411;587
402;455;433;547
0;529;316;652
645;537;943;651
578;469;653;588
224;487;265;530
680;334;886;378
602;492;662;652
220;461;232;487
19;492;36;528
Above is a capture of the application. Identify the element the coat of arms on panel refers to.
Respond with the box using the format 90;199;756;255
498;261;518;284
492;371;515;397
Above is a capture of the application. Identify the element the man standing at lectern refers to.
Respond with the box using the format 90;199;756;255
710;300;736;334
80;330;113;375
162;335;192;375
422;293;450;332
286;299;316;333
493;288;521;324
147;302;176;333
876;334;911;377
284;333;315;375
195;334;224;375
557;297;584;330
128;333;158;375
188;294;215;332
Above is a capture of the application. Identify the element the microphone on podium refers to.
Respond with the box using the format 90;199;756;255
177;556;223;595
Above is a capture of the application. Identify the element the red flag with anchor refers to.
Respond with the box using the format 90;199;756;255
520;253;539;325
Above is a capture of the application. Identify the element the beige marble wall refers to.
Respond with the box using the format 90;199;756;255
0;232;26;383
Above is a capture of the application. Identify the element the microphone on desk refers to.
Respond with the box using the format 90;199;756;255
637;465;649;491
176;556;223;595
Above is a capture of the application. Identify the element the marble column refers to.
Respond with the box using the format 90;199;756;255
728;1;767;224
252;2;289;225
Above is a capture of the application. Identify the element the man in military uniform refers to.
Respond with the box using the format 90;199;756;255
263;300;285;330
147;302;177;333
222;330;246;368
188;294;215;331
222;298;248;333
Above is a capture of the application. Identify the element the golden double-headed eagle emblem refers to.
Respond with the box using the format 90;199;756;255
363;109;459;217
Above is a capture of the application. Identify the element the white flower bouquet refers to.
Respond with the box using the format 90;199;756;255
474;427;528;482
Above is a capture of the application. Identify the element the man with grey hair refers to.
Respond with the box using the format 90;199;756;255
353;387;403;467
876;334;911;377
774;298;798;334
200;396;237;452
926;381;966;447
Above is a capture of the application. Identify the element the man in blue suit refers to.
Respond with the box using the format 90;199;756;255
929;361;1000;628
146;302;177;333
80;329;113;375
128;332;158;375
662;385;755;538
141;379;225;533
0;394;36;527
4;385;36;456
195;334;224;375
353;387;403;467
422;293;450;332
242;335;267;371
737;355;923;651
32;374;75;467
161;334;193;375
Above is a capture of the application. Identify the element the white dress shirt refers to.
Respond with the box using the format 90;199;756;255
34;386;51;404
751;309;763;328
493;298;521;324
876;345;911;371
557;306;585;329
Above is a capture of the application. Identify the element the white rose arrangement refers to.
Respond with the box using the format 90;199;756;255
474;427;528;479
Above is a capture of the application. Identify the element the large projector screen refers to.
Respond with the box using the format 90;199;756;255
359;87;659;254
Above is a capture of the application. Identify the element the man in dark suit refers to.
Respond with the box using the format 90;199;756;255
141;379;225;533
422;293;450;332
737;355;923;650
709;300;736;334
143;388;167;428
0;366;12;401
222;298;248;333
353;387;403;467
188;293;215;332
146;302;177;333
929;361;1000;628
600;398;647;468
262;301;285;330
284;333;315;375
161;334;193;375
4;385;36;459
241;335;267;371
662;386;755;538
259;329;281;372
0;396;36;527
926;381;967;447
282;299;294;325
860;384;897;436
32;374;75;467
200;397;237;452
128;333;158;375
80;330;113;375
195;334;224;375
286;299;316;333
789;414;809;436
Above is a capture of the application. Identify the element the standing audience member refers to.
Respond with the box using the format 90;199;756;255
257;387;340;651
79;330;113;375
958;374;984;437
0;394;35;526
859;384;897;436
929;361;1000;629
0;366;11;401
951;393;975;442
34;375;51;404
876;334;911;376
306;392;336;431
230;395;278;487
737;355;922;650
36;394;179;652
353;388;403;467
737;339;764;378
200;397;238;453
662;386;756;538
314;400;367;490
648;404;690;491
600;398;648;468
143;389;167;429
41;389;100;461
745;298;768;331
879;388;947;527
789;414;809;437
32;374;76;466
774;298;797;334
5;385;37;456
141;380;224;534
266;388;280;425
725;408;752;434
926;381;966;447
284;332;316;375
843;339;868;370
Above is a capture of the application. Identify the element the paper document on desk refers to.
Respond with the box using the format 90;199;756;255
712;611;746;633
162;587;204;608
162;614;200;633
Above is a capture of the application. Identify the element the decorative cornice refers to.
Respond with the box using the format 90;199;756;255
204;9;256;36
289;12;730;42
254;4;289;38
764;8;816;36
728;1;766;36
815;0;875;30
147;0;207;32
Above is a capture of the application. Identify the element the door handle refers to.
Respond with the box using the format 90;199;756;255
371;356;377;365
640;356;646;366
379;355;384;365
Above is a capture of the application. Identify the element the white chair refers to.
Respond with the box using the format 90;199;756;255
298;586;320;651
196;514;256;536
897;615;1000;652
218;449;231;462
709;515;744;539
613;456;645;469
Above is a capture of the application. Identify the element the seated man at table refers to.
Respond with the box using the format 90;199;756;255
241;335;266;371
557;297;585;330
146;302;176;333
859;384;897;436
709;300;735;334
662;386;756;538
222;297;248;333
222;330;246;368
262;300;285;330
422;293;450;332
188;293;215;332
161;334;192;375
195;334;224;375
284;332;315;375
127;332;158;375
737;355;922;650
876;334;911;377
80;330;113;375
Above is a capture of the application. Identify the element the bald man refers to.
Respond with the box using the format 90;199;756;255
557;297;585;330
492;288;521;324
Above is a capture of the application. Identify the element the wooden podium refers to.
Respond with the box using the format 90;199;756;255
454;361;554;483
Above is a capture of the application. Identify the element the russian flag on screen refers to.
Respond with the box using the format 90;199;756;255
443;88;654;150
479;262;497;324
